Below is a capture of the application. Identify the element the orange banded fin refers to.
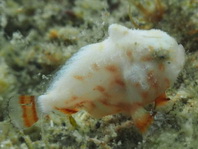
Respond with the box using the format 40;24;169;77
155;93;170;108
132;108;154;133
19;95;39;127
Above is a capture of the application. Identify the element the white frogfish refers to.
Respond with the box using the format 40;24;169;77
12;24;185;132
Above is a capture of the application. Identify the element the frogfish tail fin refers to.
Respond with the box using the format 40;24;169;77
8;95;39;129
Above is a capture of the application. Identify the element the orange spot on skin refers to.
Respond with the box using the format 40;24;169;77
155;93;170;108
93;85;111;98
73;75;84;80
89;101;96;108
105;65;118;73
19;95;39;127
55;107;78;114
134;113;154;133
141;55;153;61
92;63;100;71
100;98;110;106
115;79;125;87
158;63;165;71
73;72;93;81
94;85;105;93
126;50;132;58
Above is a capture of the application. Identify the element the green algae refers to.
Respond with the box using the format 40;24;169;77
0;0;197;148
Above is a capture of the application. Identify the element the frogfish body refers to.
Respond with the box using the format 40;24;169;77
14;24;185;132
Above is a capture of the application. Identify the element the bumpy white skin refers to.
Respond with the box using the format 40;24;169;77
38;24;185;118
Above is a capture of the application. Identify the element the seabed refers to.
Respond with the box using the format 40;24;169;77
0;0;197;148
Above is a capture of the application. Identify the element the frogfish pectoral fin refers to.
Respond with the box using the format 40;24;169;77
131;107;154;133
154;92;170;109
55;107;79;128
55;107;78;115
